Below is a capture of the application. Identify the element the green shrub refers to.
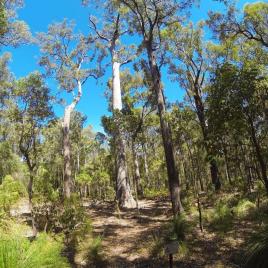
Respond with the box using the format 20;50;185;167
143;188;168;199
0;175;26;212
209;201;233;233
86;236;103;263
169;213;189;241
214;201;232;221
182;194;196;213
234;199;256;218
33;167;60;203
0;231;70;268
76;234;104;266
58;195;91;235
221;193;241;207
243;225;268;268
34;194;91;235
148;232;165;259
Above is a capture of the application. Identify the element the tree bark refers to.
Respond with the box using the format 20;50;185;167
210;159;221;191
63;80;82;199
63;106;73;199
112;62;123;110
146;43;183;215
223;146;232;185
193;92;221;191
249;117;268;194
112;60;136;208
19;143;37;237
142;143;150;185
28;169;37;237
132;143;143;197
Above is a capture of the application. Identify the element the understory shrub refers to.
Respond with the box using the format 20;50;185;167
143;188;169;199
85;236;104;264
243;225;268;268
209;200;233;232
234;199;256;218
0;227;70;268
148;214;189;259
0;175;26;213
34;194;92;235
169;213;189;241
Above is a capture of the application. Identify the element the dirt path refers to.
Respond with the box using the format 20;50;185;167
86;199;171;267
84;199;251;268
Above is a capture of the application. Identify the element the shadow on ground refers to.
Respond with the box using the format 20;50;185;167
77;198;253;268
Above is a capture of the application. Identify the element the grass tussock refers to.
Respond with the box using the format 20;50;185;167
243;225;268;268
147;213;190;260
234;199;256;218
203;200;233;233
0;229;70;268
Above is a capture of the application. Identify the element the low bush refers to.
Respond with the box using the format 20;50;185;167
209;201;233;233
234;199;256;218
243;225;268;268
0;226;70;268
147;214;189;260
0;175;26;213
86;236;103;264
143;188;169;199
169;213;189;241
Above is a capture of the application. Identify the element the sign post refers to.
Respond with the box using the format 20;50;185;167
165;239;179;268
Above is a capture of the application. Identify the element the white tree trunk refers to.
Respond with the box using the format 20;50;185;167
63;106;72;198
112;59;136;208
63;80;82;199
112;61;122;110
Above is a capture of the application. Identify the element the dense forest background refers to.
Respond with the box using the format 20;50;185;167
0;0;268;267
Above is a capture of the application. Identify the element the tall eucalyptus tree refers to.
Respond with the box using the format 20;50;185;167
117;0;194;214
38;20;103;198
83;1;136;207
166;22;221;191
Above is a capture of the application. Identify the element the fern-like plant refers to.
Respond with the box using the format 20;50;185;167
243;225;268;268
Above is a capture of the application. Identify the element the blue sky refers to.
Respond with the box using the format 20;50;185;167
5;0;256;132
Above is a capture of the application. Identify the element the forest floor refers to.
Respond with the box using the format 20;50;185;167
79;197;260;268
85;199;171;268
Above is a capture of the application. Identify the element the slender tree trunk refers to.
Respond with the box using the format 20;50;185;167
194;146;205;192
112;60;136;208
28;169;34;202
249;117;268;194
63;81;82;199
132;143;143;197
146;44;183;215
197;160;205;192
193;92;221;191
210;159;221;191
186;141;196;188
63;106;73;199
223;147;232;185
142;142;150;185
28;169;37;237
21;149;37;237
77;151;80;174
182;161;189;190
